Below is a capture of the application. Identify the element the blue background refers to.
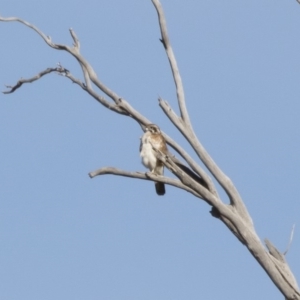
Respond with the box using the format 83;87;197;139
1;1;300;299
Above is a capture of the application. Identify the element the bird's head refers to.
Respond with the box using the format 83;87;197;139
145;124;161;134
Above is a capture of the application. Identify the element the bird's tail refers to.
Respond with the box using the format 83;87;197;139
155;182;165;195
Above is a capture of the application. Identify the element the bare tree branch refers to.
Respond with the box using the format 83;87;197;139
69;28;92;89
1;3;299;299
265;239;300;297
151;0;191;126
3;67;66;94
158;79;251;224
0;16;56;47
151;7;253;227
89;167;203;199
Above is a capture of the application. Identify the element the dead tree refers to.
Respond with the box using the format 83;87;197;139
1;1;299;299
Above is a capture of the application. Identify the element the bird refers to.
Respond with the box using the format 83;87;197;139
140;124;167;195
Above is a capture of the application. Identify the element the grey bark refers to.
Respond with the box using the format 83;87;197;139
1;1;299;298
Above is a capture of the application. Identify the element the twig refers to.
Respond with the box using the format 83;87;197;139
284;224;296;256
70;28;80;50
0;16;56;47
3;67;67;94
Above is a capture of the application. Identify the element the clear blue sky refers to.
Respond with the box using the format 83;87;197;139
1;1;299;299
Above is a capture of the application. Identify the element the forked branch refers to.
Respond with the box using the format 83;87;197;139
1;2;299;299
3;66;68;94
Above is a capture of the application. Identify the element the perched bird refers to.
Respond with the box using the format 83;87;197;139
140;124;167;195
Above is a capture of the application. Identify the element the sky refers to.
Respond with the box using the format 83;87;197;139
0;0;300;299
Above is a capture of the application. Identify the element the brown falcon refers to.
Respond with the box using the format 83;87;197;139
140;124;167;195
